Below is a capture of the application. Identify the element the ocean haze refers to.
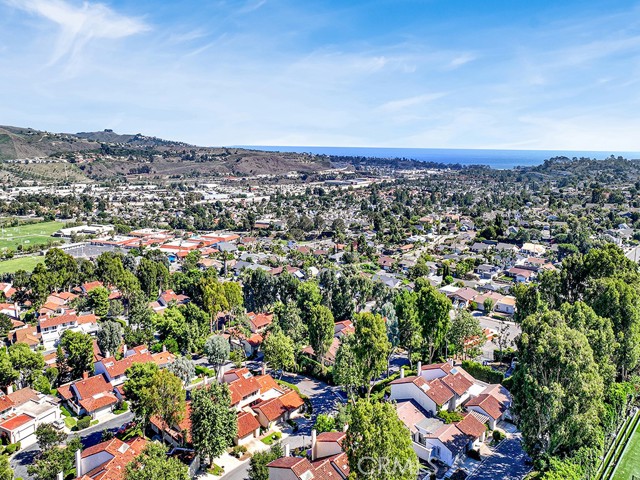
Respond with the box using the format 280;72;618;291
243;146;640;169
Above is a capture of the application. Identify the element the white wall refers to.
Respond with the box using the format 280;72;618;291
390;383;437;415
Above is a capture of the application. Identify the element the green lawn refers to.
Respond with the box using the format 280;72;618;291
0;221;62;250
261;431;282;445
64;417;77;429
0;255;44;273
612;421;640;480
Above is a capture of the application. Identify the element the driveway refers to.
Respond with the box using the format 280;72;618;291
11;411;134;480
467;433;531;480
474;313;521;361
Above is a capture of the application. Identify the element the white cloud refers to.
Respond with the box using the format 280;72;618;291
5;0;149;64
444;53;476;70
379;93;447;112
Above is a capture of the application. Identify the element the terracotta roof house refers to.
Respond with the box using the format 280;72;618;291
38;312;99;350
465;393;507;429
58;374;118;419
157;290;190;307
223;368;261;409
235;411;261;446
0;388;61;444
252;397;288;429
247;312;274;333
389;375;453;415
268;429;351;480
76;437;147;480
150;402;192;447
8;327;41;349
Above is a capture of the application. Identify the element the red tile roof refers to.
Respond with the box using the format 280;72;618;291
0;396;15;413
252;397;287;421
456;413;486;438
237;411;260;438
316;431;346;444
440;372;474;396
0;413;34;431
255;375;280;395
279;390;304;411
7;387;39;407
466;393;505;420
73;375;113;399
79;393;118;413
425;378;455;406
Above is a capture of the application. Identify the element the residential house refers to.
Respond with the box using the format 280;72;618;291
474;264;501;280
0;388;61;445
247;312;274;333
94;345;176;386
268;431;350;480
157;290;190;307
76;437;147;480
38;313;99;349
451;288;480;309
507;267;536;283
495;296;516;315
150;402;192;447
57;374;119;419
236;410;261;446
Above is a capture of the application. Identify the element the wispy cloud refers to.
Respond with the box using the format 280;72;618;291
444;53;476;70
5;0;149;65
379;93;447;112
238;0;267;14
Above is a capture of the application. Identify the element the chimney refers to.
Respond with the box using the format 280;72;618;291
400;367;405;379
122;344;128;357
311;429;317;461
105;351;110;359
75;448;82;477
284;444;290;457
417;361;422;375
261;363;266;376
162;344;167;353
448;358;454;367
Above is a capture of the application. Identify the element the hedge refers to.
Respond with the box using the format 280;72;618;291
76;416;92;430
462;360;504;384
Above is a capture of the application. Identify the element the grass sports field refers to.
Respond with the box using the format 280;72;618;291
0;255;44;274
0;221;61;250
612;420;640;480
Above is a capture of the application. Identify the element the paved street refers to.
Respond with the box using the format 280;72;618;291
467;433;531;480
11;412;134;480
474;313;521;361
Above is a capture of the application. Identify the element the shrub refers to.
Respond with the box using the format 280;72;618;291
438;410;464;424
495;347;517;363
493;430;506;441
231;445;247;458
195;365;215;377
76;416;92;430
462;360;504;384
5;442;20;454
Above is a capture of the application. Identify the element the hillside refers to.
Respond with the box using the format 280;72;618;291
0;126;331;181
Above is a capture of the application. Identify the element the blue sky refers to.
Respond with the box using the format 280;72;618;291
2;0;640;150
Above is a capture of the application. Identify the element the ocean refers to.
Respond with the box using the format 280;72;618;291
242;146;640;169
